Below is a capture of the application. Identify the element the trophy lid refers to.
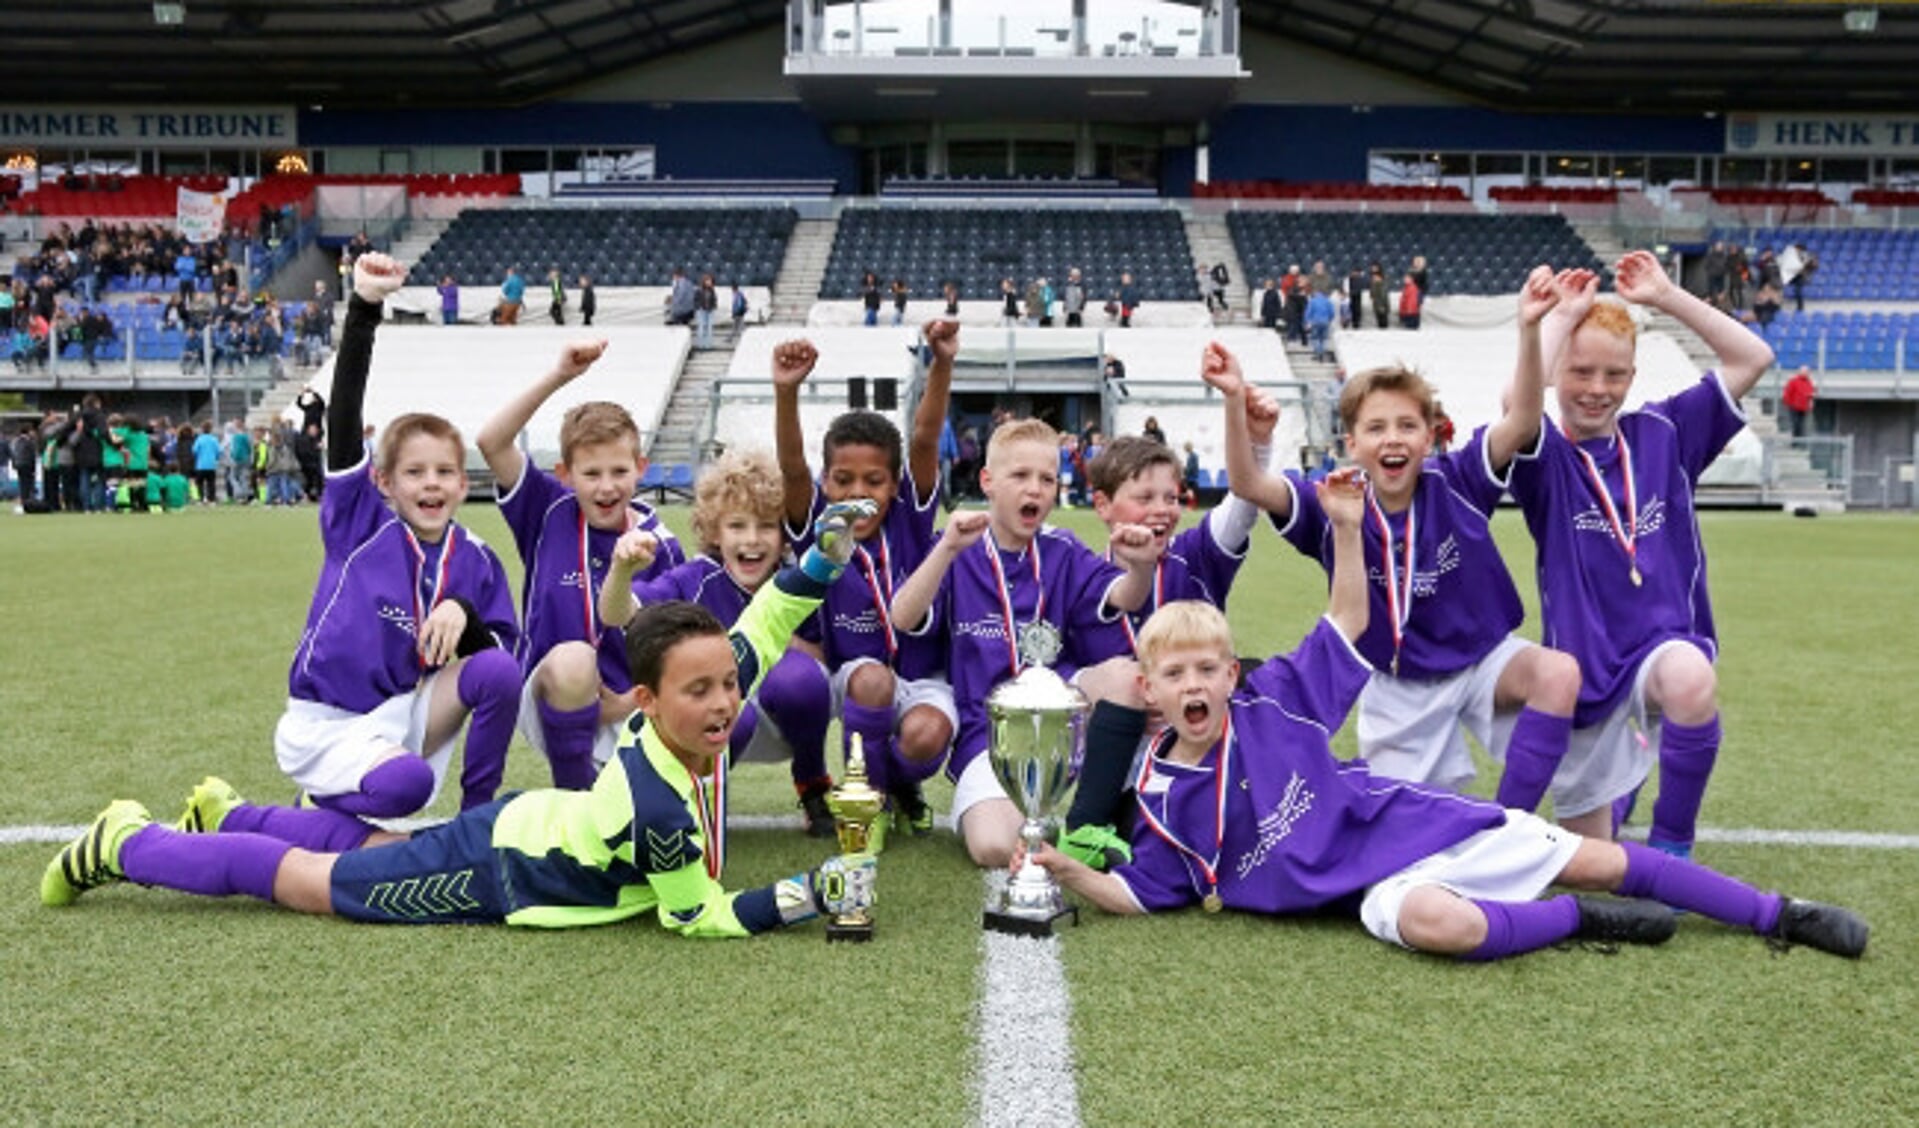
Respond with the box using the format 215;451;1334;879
987;666;1088;715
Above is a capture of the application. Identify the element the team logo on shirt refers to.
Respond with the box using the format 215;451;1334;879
556;569;588;590
833;609;886;635
378;602;416;637
1572;496;1666;538
1234;772;1315;879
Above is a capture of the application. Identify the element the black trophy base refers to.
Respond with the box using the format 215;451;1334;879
826;918;875;943
983;903;1079;937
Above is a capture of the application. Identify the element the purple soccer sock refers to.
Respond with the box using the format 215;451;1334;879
1650;715;1722;851
120;825;291;902
758;653;833;791
841;700;895;794
457;649;521;809
730;700;762;766
314;755;436;819
538;697;602;790
1495;708;1572;812
221;804;374;852
1616;840;1782;933
1462;895;1581;962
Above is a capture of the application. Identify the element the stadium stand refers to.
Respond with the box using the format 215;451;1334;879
882;175;1157;199
1228;211;1607;296
819;207;1199;302
293;326;685;468
1756;310;1916;371
405;207;798;288
1713;226;1919;301
1193;181;1471;203
1333;323;1763;487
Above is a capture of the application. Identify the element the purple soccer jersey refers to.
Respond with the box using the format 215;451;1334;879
498;465;685;694
941;526;1133;776
289;459;519;714
1115;511;1249;643
1114;618;1507;914
787;467;945;679
1273;427;1523;679
631;555;822;642
1508;373;1745;725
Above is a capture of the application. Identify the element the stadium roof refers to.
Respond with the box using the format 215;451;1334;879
16;0;1919;114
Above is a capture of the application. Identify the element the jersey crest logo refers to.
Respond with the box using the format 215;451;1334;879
1234;772;1315;879
378;601;417;637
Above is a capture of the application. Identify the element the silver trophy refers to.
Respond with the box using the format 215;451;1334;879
983;666;1089;936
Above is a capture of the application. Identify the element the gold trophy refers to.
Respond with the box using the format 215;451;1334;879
824;734;884;943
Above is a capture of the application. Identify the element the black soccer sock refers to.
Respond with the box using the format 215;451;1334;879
1067;701;1148;830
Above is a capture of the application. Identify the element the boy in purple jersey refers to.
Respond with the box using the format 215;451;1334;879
1511;250;1777;855
1208;267;1586;825
277;252;523;820
476;341;686;790
890;417;1160;867
772;321;959;832
1024;485;1867;961
599;449;839;837
1053;390;1282;868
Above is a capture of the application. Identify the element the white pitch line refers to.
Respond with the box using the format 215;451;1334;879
6;820;1914;848
973;870;1082;1128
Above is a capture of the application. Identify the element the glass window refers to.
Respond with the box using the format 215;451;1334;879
1820;157;1868;184
1608;156;1647;187
1544;154;1595;184
948;140;1009;178
1473;153;1525;176
1012;139;1076;178
500;149;549;174
1368;151;1436;185
1887;158;1919;188
1784;156;1818;184
1096;142;1158;185
1717;158;1773;185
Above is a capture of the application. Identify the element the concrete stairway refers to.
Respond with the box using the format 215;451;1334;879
1184;211;1249;325
648;343;730;469
771;217;838;324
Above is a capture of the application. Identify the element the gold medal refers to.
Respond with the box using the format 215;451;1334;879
1630;565;1642;587
1202;892;1224;913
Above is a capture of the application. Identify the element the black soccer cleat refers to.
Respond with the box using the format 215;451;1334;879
1574;895;1678;947
798;783;836;839
1770;897;1869;959
889;781;933;837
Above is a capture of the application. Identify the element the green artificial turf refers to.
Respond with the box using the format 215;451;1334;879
2;504;1915;1125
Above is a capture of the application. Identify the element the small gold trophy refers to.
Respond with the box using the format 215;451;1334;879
825;734;884;943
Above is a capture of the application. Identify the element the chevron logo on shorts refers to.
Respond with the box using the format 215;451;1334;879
363;869;483;918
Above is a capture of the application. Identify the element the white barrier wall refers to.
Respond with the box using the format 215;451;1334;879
298;325;687;467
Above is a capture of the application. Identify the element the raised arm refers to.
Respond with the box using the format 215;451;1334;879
597;529;660;629
907;320;959;501
1208;385;1280;550
475;339;609;494
1316;469;1369;643
326;253;405;472
1485;265;1566;472
1027;842;1145;915
1201;342;1295;520
1104;523;1161;613
1614;249;1775;400
770;338;819;530
891;509;986;632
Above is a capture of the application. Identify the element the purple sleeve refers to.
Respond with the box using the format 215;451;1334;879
1651;372;1747;483
496;464;565;561
474;550;522;652
316;459;388;559
1441;428;1507;516
899;465;941;544
1112;830;1198;913
1269;472;1330;563
1060;532;1126;631
1242;617;1373;732
784;479;828;553
1504;422;1556;514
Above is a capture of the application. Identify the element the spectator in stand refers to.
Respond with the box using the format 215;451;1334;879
295;385;326;436
695;273;719;349
436;275;460;326
1409;254;1430;296
1283;265;1308;346
1117;271;1141;329
891;278;910;327
579;274;596;327
1782;366;1817;438
1308;259;1334;298
862;271;882;327
294;421;324;501
1397;272;1423;330
1788;244;1817;313
1704;241;1728;303
1182;441;1202;509
1142;416;1167;447
1305;287;1336;362
310;280;335;342
943;281;961;318
547;267;567;326
1725;245;1749;310
665;266;695;327
1259;277;1281;331
1061;269;1087;328
174;247;199;303
497;265;525;326
1345;267;1367;329
729;283;748;342
80;306;114;371
1024;276;1045;328
1751;282;1782;330
999;278;1020;327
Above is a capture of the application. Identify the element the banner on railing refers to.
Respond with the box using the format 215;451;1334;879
176;187;225;244
1727;113;1919;156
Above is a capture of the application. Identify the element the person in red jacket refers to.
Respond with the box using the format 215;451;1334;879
1782;366;1816;438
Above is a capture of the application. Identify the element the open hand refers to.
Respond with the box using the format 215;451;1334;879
1315;466;1367;530
1612;250;1673;306
1550;266;1600;323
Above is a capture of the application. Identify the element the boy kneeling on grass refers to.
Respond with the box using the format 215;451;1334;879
1027;470;1868;962
41;503;880;940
